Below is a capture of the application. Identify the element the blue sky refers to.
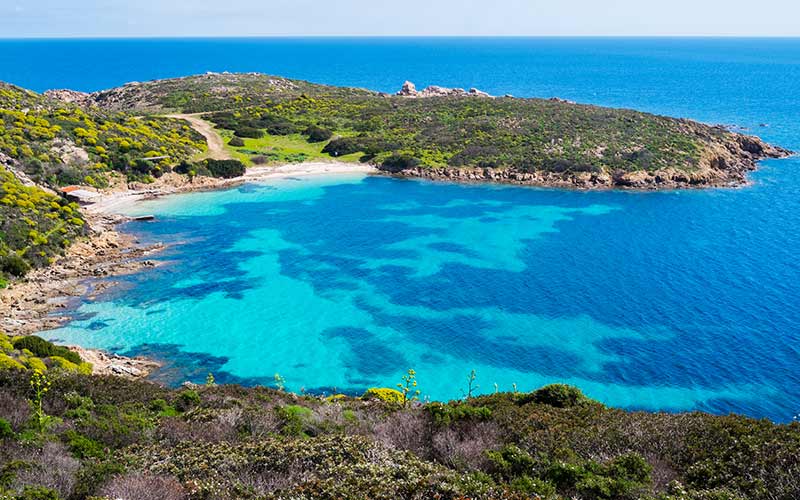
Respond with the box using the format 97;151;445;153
2;0;799;38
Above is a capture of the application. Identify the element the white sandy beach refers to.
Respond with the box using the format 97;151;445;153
85;161;377;215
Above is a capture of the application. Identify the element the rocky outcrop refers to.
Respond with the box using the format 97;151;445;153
396;81;492;98
45;73;302;112
0;152;40;189
43;89;94;106
378;134;791;190
68;345;159;379
0;215;164;337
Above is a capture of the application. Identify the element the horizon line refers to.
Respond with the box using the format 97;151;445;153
2;34;800;41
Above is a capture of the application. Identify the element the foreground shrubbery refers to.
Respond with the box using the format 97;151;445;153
0;333;92;375
0;363;798;499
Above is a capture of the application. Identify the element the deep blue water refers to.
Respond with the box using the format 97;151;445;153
5;37;797;421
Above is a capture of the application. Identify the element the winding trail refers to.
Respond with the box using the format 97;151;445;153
166;113;232;160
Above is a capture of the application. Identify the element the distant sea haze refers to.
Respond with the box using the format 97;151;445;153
19;37;800;421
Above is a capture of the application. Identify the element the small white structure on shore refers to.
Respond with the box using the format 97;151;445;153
61;186;101;205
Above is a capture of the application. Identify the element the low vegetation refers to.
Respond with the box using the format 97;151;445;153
78;73;787;183
0;333;92;375
0;165;86;286
0;355;797;499
0;83;206;188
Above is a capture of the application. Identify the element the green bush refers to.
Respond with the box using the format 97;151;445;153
0;417;13;439
24;357;47;372
425;402;492;426
304;125;333;142
175;389;201;411
12;336;82;365
382;154;420;172
173;160;193;175
321;136;364;157
64;429;106;459
13;486;60;500
228;136;245;147
234;127;264;139
520;383;592;408
205;159;246;179
0;353;26;370
0;254;31;277
277;404;313;437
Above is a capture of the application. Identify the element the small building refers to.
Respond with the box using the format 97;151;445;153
61;186;101;205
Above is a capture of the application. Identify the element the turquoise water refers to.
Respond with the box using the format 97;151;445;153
7;37;796;420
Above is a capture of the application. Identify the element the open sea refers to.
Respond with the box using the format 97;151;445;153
2;38;798;421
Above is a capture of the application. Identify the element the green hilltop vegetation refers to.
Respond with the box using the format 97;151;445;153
84;73;788;186
0;349;798;500
0;82;207;284
0;83;206;188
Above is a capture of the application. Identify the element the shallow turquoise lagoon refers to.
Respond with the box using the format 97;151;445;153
42;168;800;421
14;36;800;420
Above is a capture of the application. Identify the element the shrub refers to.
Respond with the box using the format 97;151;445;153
175;389;201;411
24;357;47;372
304;125;333;142
70;460;125;499
277;404;313;437
172;160;193;175
362;387;404;405
98;472;185;500
11;336;82;365
227;136;245;147
426;402;492;426
322;137;364;156
519;383;592;408
265;120;299;135
234;127;264;139
0;353;26;370
0;417;13;439
1;253;31;277
13;486;60;500
381;154;420;172
487;445;537;479
64;429;106;459
204;159;246;179
49;356;79;372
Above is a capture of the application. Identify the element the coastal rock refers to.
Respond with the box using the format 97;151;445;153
397;81;417;96
377;132;790;190
396;81;492;98
69;345;159;379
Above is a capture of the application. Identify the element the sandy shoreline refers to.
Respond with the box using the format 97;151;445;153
87;161;377;214
0;161;376;379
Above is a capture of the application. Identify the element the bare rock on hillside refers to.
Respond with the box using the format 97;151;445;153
44;89;94;106
396;81;492;98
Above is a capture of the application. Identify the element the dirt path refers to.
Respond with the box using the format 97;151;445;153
166;113;232;160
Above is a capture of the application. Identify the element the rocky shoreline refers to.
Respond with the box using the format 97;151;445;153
0;211;163;378
0;162;377;379
378;134;792;190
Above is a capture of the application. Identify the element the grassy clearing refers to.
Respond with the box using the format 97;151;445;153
220;130;364;166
